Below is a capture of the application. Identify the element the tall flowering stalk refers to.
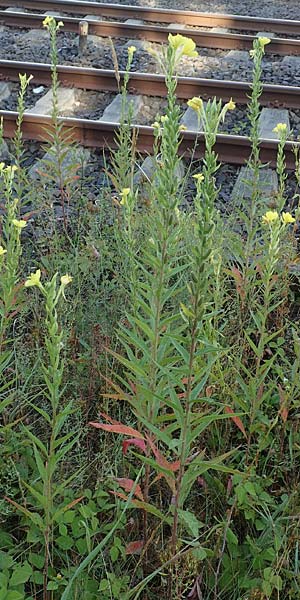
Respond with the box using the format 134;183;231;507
91;36;235;599
245;209;296;456
0;164;26;352
6;271;80;600
273;122;288;210
110;45;137;191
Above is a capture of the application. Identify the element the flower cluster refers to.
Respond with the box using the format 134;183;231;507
127;45;136;57
42;15;64;29
262;210;295;225
168;34;198;59
187;97;203;113
273;122;288;135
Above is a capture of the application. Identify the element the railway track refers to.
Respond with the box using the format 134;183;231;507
0;9;300;55
1;111;297;169
1;0;300;37
1;60;300;109
0;1;299;169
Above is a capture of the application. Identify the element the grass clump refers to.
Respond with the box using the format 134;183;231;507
0;20;300;600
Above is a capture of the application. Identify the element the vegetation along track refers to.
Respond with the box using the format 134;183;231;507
0;0;300;166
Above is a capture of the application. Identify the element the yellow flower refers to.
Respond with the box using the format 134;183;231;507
187;97;203;113
161;115;169;123
12;219;27;229
25;269;41;288
225;98;236;111
262;210;279;224
258;36;271;47
168;34;198;58
0;245;7;256
57;21;64;28
120;188;131;206
128;45;136;56
281;212;295;224
151;121;160;129
42;15;54;27
273;123;287;134
193;173;204;182
0;162;5;171
61;274;72;286
179;124;187;131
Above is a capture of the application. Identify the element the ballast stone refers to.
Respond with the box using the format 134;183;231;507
256;31;276;39
29;146;90;181
22;29;49;43
43;11;65;17
26;88;81;116
0;82;12;102
4;6;26;12
225;50;251;63
180;106;203;132
100;93;144;123
258;108;290;139
125;19;144;25
282;56;300;68
167;23;186;30
211;27;229;33
0;140;10;161
134;155;185;187
232;167;278;202
84;15;103;21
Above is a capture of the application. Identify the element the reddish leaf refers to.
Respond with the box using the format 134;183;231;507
147;437;180;472
278;384;289;423
122;438;147;455
62;496;85;511
115;478;144;501
146;436;180;494
230;266;246;301
89;413;145;440
225;406;247;438
226;476;233;497
125;540;144;555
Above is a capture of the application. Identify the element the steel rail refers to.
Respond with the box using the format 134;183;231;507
1;0;300;36
1;60;300;108
0;11;299;55
0;110;298;168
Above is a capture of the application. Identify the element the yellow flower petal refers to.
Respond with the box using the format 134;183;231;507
193;173;204;182
25;269;41;288
262;210;279;224
273;122;288;134
281;212;295;224
258;36;271;47
61;274;72;286
12;219;27;229
120;188;131;206
187;97;203;113
128;45;136;56
168;34;198;58
42;15;53;27
0;245;7;257
225;98;236;111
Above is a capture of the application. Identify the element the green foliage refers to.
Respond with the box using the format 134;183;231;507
0;22;300;600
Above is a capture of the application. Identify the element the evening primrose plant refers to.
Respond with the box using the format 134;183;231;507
6;271;80;600
0;164;25;350
91;33;237;599
0;23;300;600
273;122;289;210
110;44;138;191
